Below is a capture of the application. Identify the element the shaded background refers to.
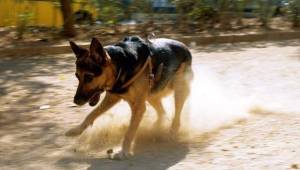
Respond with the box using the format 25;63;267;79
0;0;299;44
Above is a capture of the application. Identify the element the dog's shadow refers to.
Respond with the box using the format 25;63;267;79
57;140;190;170
57;124;195;170
56;122;227;170
93;141;189;170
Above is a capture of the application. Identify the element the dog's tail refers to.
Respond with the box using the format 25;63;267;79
151;51;193;94
185;61;194;81
184;52;194;81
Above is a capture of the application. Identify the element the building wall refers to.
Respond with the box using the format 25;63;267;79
0;0;96;27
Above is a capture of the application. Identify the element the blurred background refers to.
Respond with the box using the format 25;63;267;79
0;0;299;46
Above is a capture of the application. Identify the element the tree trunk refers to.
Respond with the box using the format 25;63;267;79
219;0;231;30
60;0;76;37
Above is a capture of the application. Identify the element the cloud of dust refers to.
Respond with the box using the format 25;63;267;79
186;66;251;133
75;65;253;153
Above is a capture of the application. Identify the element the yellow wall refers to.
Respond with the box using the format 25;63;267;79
0;0;96;27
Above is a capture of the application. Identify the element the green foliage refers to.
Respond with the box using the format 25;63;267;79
171;0;246;29
16;9;34;39
287;0;300;27
188;5;217;22
170;0;196;14
92;0;125;25
256;0;276;28
129;0;152;13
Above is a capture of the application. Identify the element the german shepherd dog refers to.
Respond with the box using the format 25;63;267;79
66;36;193;160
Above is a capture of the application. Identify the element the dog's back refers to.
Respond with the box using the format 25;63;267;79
108;36;193;93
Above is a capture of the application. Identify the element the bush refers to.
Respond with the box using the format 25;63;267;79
256;0;276;28
92;0;124;25
16;10;33;39
171;0;246;31
288;0;300;27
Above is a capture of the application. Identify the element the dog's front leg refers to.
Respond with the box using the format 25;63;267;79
66;93;120;136
110;100;146;160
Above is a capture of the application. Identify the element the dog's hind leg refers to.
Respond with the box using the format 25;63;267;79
171;69;191;134
65;93;120;136
148;97;166;127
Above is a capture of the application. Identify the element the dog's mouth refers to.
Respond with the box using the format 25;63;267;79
88;90;103;106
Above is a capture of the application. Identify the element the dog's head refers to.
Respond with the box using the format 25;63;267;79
70;38;114;106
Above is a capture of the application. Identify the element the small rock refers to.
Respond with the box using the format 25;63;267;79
39;38;48;42
107;149;113;154
189;41;197;48
291;164;299;169
69;104;77;108
58;74;66;80
39;105;50;110
107;149;114;159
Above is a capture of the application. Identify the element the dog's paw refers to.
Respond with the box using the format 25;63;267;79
168;126;180;141
107;149;132;160
65;126;84;137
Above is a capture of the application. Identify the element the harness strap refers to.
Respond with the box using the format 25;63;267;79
121;56;153;89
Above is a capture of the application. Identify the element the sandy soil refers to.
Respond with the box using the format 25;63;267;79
0;40;299;170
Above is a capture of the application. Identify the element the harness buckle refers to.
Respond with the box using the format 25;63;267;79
149;73;154;88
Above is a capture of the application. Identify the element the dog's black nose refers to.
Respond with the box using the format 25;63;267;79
74;96;86;106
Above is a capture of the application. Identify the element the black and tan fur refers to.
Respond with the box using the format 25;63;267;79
66;36;193;160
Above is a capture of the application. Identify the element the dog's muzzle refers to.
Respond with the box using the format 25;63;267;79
88;91;102;106
74;89;104;107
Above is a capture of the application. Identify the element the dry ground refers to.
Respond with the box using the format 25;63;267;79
0;40;299;170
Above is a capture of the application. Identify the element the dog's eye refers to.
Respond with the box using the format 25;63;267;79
84;73;94;83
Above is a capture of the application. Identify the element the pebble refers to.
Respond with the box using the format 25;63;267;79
291;164;299;169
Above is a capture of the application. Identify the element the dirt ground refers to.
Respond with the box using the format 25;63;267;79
0;40;299;170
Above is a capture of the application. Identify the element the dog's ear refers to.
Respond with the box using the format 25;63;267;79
69;41;87;57
90;37;107;63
